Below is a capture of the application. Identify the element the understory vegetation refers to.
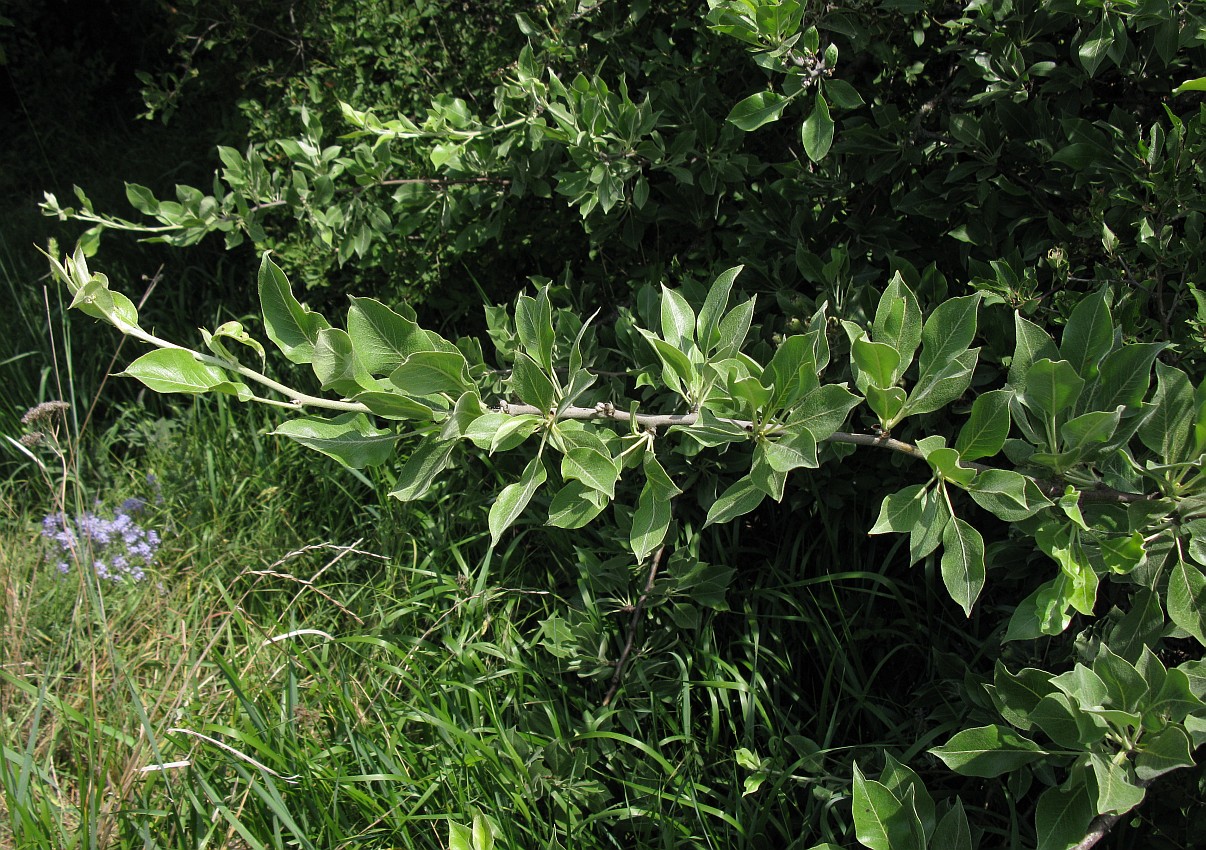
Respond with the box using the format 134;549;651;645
3;1;1206;849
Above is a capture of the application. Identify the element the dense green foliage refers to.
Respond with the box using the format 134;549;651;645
5;1;1206;849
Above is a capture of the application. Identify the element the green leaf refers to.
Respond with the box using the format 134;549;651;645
805;304;831;372
352;390;436;421
865;384;907;426
942;517;985;616
727;91;789;131
930;725;1047;777
258;254;330;365
1139;363;1196;464
62;264;140;331
547;481;608;529
463;413;542;453
630;454;680;560
312;328;360;394
1093;645;1147;713
918;294;980;376
640;330;697;399
489;456;547;546
448;820;472;850
1035;523;1097;616
992;663;1056;730
911;486;952;564
697;266;743;354
1078;17;1114;77
119;349;251;400
565;309;597;385
125;182;160;215
273;413;399;469
850;763;924;850
1009;313;1059;387
968;469;1050;521
1051;664;1110;709
905;349;979;418
1004;577;1074;640
742;770;768;796
1030;693;1105;749
1113;594;1167;665
389;439;456;501
1086;343;1165;413
659;285;696;351
440;391;485;441
955;390;1011;460
1060;289;1113;381
1147;667;1204;723
561;447;619;499
873;273;922;369
879;755;935;839
852;338;901;389
1057;489;1088;531
930;800;972;850
706;476;766;526
787;384;861;441
1193;521;1206;568
750;446;787;501
471;813;495;850
511;353;557;412
729;375;773;415
1059;408;1121;454
515;289;555;371
1023;359;1084;419
1173;76;1206;94
1180;658;1206;701
926;448;977;487
801;92;834;162
1034;780;1095;850
347;296;431;376
390;350;471;397
823;78;864;109
1135;726;1194;780
869;484;926;535
683;408;750;448
715;296;756;360
1089;754;1145;815
202;320;265;366
549;419;611;455
735;747;762;771
1168;558;1206;644
1187;715;1206;749
762;333;820;411
761;428;818;472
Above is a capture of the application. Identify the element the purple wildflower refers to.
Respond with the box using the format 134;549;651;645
120;497;147;515
40;493;162;583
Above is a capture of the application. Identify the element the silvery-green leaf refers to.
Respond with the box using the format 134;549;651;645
119;349;252;401
273;413;399;469
489;457;547;545
258;253;330;365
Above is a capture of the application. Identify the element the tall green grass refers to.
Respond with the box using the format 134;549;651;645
1;398;985;849
0;248;994;849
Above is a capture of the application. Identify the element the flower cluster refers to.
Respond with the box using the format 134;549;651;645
41;497;161;582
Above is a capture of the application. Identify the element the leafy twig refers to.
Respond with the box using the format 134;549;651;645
602;539;670;707
500;403;1154;504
